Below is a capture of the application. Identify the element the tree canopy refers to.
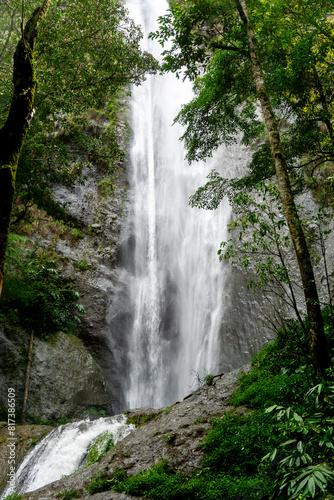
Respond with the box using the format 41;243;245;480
0;0;158;292
151;0;334;372
0;0;158;217
152;0;334;184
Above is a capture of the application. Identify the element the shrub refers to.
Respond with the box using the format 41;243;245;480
87;473;110;494
200;411;279;476
109;460;270;500
230;316;333;409
0;238;85;337
55;491;80;500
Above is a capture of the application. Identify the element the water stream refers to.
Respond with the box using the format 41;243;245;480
120;0;233;410
1;416;134;496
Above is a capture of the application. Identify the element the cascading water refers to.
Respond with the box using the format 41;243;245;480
1;416;134;496
119;0;234;410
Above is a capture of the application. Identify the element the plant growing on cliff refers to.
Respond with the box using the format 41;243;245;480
3;494;24;500
56;490;80;499
0;238;84;337
0;0;159;295
86;432;114;466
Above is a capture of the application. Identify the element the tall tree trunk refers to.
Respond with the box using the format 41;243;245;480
0;0;51;296
235;0;331;373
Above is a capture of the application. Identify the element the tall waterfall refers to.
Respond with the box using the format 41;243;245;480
118;0;232;410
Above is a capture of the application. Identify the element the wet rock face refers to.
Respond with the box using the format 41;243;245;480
22;365;250;500
50;160;132;413
0;329;111;422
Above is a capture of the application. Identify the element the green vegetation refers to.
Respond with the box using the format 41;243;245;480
55;491;80;500
86;431;114;467
74;258;92;272
126;411;160;427
3;494;24;500
0;236;84;337
83;408;107;418
87;309;334;499
27;414;72;427
0;0;159;293
203;374;215;386
87;473;111;495
163;434;176;444
97;178;115;199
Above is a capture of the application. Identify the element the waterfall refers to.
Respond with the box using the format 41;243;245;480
117;0;234;410
1;416;134;496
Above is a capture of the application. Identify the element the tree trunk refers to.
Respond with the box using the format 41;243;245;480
0;0;51;296
22;330;34;424
235;0;331;373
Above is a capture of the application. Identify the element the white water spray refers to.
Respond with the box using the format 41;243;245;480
122;0;234;409
1;416;134;496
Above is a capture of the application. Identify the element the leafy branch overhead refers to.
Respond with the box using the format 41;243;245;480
153;0;334;373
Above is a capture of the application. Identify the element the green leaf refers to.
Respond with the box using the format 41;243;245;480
297;441;303;453
308;476;316;497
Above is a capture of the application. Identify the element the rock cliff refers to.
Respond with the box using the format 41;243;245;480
14;365;250;499
0;329;111;422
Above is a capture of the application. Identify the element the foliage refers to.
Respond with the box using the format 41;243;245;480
152;0;334;189
83;408;107;418
204;374;215;386
86;431;114;467
264;383;334;498
74;259;92;272
0;236;84;337
0;0;158;224
87;473;111;495
218;182;292;291
2;495;24;500
125;411;159;427
99;459;270;499
55;491;80;500
193;177;333;337
231;311;334;409
200;411;278;476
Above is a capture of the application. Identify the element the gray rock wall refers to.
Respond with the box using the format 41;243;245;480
0;330;111;422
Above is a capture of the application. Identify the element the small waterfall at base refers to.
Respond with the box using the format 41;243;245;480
1;416;134;496
118;0;239;411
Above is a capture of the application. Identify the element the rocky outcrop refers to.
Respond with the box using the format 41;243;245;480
21;365;250;500
0;329;111;422
50;158;132;413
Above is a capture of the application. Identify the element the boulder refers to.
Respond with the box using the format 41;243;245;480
0;329;112;423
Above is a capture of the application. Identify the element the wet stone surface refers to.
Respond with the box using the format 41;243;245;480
22;364;250;500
